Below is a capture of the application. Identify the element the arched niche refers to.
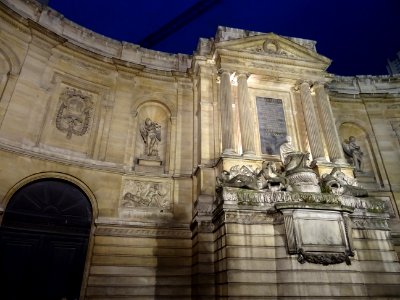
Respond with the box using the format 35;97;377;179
0;177;94;299
339;122;379;183
134;101;171;173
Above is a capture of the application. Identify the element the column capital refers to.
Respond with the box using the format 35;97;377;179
217;68;231;76
311;81;328;92
236;72;251;80
294;80;312;91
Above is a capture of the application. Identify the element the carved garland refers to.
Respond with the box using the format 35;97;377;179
297;249;353;266
55;87;93;139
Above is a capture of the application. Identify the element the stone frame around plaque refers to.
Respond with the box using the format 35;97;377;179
256;96;288;156
277;205;354;265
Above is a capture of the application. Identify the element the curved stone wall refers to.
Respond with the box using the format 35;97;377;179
1;1;400;299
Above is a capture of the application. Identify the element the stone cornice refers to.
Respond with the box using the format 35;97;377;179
95;220;191;238
0;0;192;73
215;48;329;71
0;139;193;179
216;187;387;214
328;75;400;96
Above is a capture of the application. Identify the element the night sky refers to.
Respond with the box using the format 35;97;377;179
48;0;400;76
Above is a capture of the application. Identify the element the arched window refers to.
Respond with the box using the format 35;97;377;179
0;179;92;300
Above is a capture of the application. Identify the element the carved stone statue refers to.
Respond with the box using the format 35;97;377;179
216;165;261;190
279;136;320;193
258;161;287;191
342;136;363;172
216;163;287;191
321;167;368;197
279;136;310;174
140;118;161;157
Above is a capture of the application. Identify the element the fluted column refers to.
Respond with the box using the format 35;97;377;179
313;82;346;163
220;70;236;154
237;73;256;155
299;81;325;161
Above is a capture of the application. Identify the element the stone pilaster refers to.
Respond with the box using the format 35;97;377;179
299;82;325;161
237;73;256;155
219;70;236;154
313;82;346;163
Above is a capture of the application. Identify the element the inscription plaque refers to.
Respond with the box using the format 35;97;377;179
256;97;287;155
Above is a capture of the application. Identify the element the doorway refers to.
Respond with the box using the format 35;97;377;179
0;179;92;300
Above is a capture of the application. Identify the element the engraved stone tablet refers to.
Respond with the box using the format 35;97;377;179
256;97;287;155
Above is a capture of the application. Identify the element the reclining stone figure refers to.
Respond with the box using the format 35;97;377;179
321;167;368;197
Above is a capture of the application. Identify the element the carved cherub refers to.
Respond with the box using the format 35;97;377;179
140;118;161;157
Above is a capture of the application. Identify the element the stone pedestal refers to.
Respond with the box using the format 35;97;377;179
276;203;354;265
205;186;400;298
135;156;163;173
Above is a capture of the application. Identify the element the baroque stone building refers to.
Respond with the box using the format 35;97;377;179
1;0;400;299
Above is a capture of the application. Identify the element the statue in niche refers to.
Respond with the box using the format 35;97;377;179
140;118;161;157
321;167;368;197
342;136;363;172
279;136;310;174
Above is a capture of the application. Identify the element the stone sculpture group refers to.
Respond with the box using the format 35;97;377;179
217;136;367;197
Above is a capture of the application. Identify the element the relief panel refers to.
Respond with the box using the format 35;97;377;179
119;179;172;217
39;83;100;157
55;87;94;139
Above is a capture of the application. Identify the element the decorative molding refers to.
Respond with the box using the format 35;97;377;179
213;210;276;226
351;217;389;230
297;249;352;266
216;187;387;214
216;187;341;207
263;39;280;54
95;225;191;239
283;214;296;253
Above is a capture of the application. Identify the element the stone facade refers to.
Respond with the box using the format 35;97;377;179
1;0;400;299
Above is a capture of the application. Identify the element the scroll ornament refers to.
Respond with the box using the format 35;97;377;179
56;88;93;139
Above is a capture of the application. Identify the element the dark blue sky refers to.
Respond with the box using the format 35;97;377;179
48;0;400;76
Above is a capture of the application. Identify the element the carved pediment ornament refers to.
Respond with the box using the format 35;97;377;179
56;87;93;139
263;39;280;53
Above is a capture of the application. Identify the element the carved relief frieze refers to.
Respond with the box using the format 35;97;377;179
224;211;276;224
95;225;190;238
351;217;389;230
120;179;171;212
55;87;94;139
297;249;352;266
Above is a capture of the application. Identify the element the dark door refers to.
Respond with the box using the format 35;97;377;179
0;179;92;300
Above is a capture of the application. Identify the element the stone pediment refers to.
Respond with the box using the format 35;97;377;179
215;31;331;67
